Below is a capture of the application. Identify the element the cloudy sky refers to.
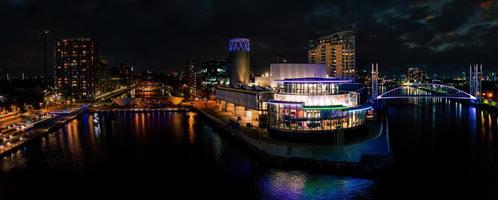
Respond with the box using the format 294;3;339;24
1;0;498;77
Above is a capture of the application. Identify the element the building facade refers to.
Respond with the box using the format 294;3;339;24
255;63;328;87
184;60;196;98
95;57;110;95
55;38;97;100
215;85;273;127
185;60;196;88
267;78;370;137
308;31;355;78
407;67;428;83
229;38;250;84
197;59;229;95
109;63;135;88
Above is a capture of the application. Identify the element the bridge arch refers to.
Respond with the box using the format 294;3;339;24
376;83;476;100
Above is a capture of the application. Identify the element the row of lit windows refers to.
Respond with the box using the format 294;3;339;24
276;83;340;95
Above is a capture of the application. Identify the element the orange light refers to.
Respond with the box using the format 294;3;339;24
487;92;493;98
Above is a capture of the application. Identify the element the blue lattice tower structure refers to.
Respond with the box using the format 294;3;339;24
228;38;250;84
371;63;379;101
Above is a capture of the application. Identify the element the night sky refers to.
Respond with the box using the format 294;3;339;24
1;0;498;77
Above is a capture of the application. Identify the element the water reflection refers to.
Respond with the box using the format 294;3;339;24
386;97;498;186
0;150;25;170
259;170;374;200
66;119;83;160
1;104;497;198
469;107;477;145
187;112;197;144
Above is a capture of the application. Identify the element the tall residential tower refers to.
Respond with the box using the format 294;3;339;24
308;31;355;78
54;38;97;100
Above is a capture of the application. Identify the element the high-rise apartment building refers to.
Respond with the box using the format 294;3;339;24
54;38;97;100
308;31;355;78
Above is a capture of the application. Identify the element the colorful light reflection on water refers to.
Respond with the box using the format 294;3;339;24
1;98;498;199
258;170;375;200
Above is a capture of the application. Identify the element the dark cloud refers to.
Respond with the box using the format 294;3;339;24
1;0;497;77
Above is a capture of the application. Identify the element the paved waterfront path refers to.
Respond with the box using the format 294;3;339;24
198;109;392;165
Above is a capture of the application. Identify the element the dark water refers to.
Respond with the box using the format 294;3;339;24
384;99;498;199
0;99;497;199
0;112;375;199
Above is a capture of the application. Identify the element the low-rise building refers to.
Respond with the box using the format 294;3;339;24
267;77;371;138
215;85;273;127
255;63;327;87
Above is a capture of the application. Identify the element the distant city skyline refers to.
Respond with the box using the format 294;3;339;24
1;0;498;76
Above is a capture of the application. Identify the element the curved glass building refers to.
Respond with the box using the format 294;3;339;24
267;78;371;137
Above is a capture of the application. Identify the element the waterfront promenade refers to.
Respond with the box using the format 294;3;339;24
195;107;392;171
0;101;392;172
0;105;190;157
0;106;87;156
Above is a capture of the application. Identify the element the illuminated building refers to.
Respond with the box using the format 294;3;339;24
184;60;196;97
489;71;497;81
255;63;327;87
109;63;135;88
215;85;273;127
54;38;97;100
407;67;428;83
229;38;250;84
308;31;355;78
197;59;229;95
95;58;110;95
274;55;288;63
185;60;196;88
267;77;370;137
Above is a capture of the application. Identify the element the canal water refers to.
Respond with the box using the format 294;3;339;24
0;99;497;199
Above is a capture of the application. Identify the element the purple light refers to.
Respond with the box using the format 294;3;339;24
376;84;477;100
228;38;250;52
345;104;372;112
274;77;353;84
266;100;303;106
377;96;476;100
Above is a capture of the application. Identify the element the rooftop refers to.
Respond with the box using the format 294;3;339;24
216;84;273;94
317;30;354;40
274;77;354;84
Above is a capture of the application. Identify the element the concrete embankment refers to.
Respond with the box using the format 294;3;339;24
195;108;393;174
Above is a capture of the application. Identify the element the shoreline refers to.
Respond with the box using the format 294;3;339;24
0;107;87;157
0;106;190;158
195;108;393;175
0;105;393;176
